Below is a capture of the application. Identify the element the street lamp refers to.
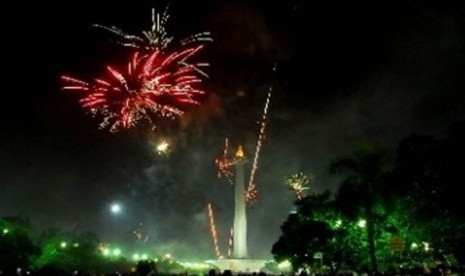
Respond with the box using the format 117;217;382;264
110;203;122;214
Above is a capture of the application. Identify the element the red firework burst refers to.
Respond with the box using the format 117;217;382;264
61;46;208;132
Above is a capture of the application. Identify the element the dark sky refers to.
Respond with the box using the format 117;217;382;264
1;0;465;260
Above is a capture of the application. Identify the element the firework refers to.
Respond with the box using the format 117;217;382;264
245;64;277;202
215;138;243;186
227;227;233;258
61;46;208;132
245;185;259;202
284;172;310;200
156;140;169;153
207;203;223;259
93;5;212;51
245;83;273;202
133;222;150;243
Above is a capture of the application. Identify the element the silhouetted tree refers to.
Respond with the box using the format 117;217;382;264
390;121;465;264
0;217;40;274
328;144;391;273
33;228;104;272
272;192;349;274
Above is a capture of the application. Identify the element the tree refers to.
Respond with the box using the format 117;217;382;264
0;217;41;274
33;229;104;272
389;121;465;265
272;192;352;274
328;144;391;273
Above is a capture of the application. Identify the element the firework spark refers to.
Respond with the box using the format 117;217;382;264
244;64;277;202
133;222;150;243
61;47;208;132
215;138;242;186
93;5;212;51
284;172;310;200
227;227;233;258
207;203;223;259
245;83;273;202
155;140;170;155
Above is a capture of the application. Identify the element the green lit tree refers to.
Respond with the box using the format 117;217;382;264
272;191;355;274
33;229;105;272
328;144;392;273
273;123;465;273
0;217;41;274
389;121;465;265
378;197;438;270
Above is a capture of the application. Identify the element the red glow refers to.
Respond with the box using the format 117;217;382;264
61;47;207;132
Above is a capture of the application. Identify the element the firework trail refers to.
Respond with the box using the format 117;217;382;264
284;172;310;200
207;203;223;259
93;5;212;51
245;65;276;202
227;227;233;258
62;46;208;132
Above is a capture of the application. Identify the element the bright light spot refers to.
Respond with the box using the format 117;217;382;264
2;228;9;234
132;253;140;261
164;253;171;259
60;242;67;248
185;263;211;269
111;203;121;214
235;145;244;158
411;242;418;249
141;254;148;260
278;260;292;270
335;220;342;228
73;243;79;248
113;248;121;256
102;249;110;256
357;219;366;228
156;141;169;154
422;242;430;252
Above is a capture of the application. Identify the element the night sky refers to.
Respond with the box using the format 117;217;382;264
1;0;465;260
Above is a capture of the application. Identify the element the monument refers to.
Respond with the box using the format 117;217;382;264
207;146;268;273
233;145;247;259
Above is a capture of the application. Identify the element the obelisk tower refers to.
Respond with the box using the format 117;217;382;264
233;145;248;258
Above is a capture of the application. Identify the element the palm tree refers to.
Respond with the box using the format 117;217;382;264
328;144;391;273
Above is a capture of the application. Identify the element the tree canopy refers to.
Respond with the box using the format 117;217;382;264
272;121;465;274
